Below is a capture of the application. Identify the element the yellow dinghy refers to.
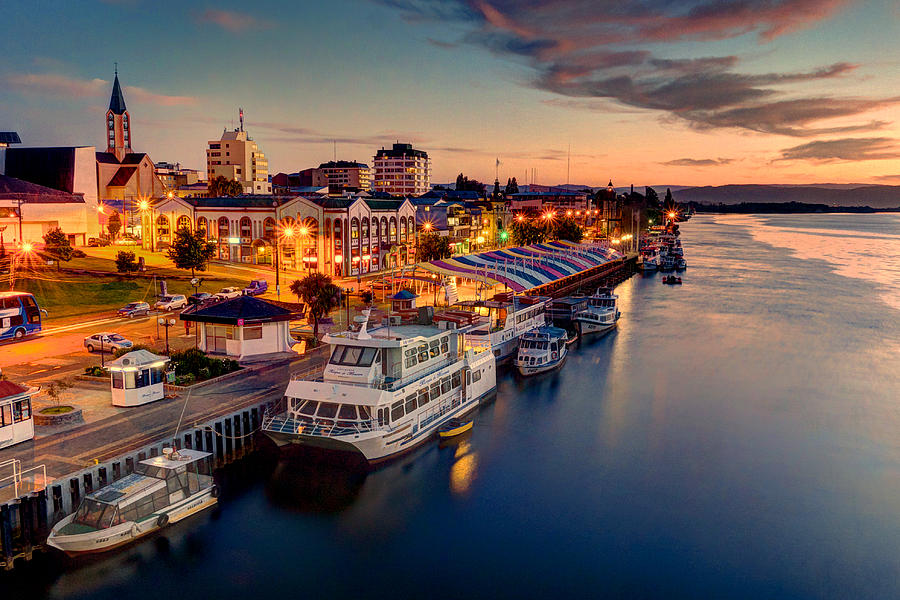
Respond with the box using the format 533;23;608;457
438;417;473;438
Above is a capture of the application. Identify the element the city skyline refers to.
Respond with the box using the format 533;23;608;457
3;0;899;187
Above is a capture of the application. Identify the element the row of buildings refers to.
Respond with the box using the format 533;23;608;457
1;71;624;280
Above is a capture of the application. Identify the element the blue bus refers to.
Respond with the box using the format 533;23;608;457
0;291;45;341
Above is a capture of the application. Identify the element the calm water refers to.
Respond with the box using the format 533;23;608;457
8;213;900;599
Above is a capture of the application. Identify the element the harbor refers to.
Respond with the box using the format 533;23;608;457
6;213;900;598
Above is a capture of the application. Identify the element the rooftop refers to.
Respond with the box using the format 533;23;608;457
180;295;298;325
0;174;85;204
0;380;29;400
0;132;22;145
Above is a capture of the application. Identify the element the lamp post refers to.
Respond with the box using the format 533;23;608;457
158;317;176;355
138;199;152;252
275;225;295;300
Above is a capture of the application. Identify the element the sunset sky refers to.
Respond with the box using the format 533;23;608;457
3;0;899;187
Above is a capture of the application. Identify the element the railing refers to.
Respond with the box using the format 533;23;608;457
0;459;47;502
262;413;385;438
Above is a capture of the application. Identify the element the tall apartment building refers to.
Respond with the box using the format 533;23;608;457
317;160;372;191
206;113;271;194
373;143;430;196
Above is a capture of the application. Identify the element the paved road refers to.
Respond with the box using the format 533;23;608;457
0;351;328;484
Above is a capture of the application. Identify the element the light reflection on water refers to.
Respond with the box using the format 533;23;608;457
7;213;900;600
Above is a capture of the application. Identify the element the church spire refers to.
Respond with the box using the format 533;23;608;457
108;68;127;115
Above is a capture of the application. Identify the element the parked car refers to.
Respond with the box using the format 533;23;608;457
214;287;242;300
116;301;150;318
155;294;188;311
87;237;111;247
83;333;133;353
188;292;212;306
114;235;141;246
242;280;268;296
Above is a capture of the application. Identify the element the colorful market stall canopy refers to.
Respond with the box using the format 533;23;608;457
418;241;623;292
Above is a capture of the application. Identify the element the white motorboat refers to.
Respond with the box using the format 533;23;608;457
262;310;496;462
454;293;549;364
638;254;658;272
574;288;620;335
46;449;217;556
515;326;569;376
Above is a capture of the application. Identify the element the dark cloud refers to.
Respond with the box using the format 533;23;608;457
661;157;734;167
375;1;894;137
872;174;900;182
777;137;900;162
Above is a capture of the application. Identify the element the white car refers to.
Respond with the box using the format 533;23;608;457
84;333;133;353
214;287;242;300
155;294;188;311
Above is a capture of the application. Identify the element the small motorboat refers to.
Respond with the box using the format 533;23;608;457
438;417;474;438
675;258;687;270
515;326;569;376
662;275;682;285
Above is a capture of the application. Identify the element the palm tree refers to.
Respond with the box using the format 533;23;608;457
290;273;343;343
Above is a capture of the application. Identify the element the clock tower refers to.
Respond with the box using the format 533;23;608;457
105;67;131;162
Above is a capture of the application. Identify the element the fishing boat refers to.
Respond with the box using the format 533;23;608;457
515;326;569;376
453;292;550;364
574;288;620;335
46;448;217;556
261;310;496;462
437;417;473;438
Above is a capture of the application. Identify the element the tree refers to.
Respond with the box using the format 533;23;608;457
107;211;122;239
664;188;675;208
510;219;547;246
165;227;217;277
42;227;74;271
550;218;584;243
360;290;374;307
208;175;243;197
289;273;343;343
45;380;72;408
504;177;519;195
455;173;486;194
645;187;659;207
415;232;452;262
115;250;140;273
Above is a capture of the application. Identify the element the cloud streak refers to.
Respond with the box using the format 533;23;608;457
377;1;894;137
777;137;900;162
7;72;197;106
195;9;274;32
661;157;734;167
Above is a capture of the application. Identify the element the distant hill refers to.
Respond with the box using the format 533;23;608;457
674;185;900;208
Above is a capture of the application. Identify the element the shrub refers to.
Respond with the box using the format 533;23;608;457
169;348;240;381
175;373;196;386
113;343;154;359
83;366;108;377
115;250;140;273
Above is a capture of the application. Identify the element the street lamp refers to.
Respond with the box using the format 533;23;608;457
275;225;295;300
158;317;176;355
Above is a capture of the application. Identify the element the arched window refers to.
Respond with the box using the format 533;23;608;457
263;217;276;240
197;217;208;238
407;216;415;238
399;217;407;242
281;216;295;234
381;217;388;242
156;215;170;243
350;217;359;245
176;215;192;232
217;217;230;240
362;217;369;241
389;217;397;242
240;217;252;238
371;217;379;241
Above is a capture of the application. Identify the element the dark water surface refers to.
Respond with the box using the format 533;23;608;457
8;214;900;599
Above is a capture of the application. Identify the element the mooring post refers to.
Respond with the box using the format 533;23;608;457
0;504;14;569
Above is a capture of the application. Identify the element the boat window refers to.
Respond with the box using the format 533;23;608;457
473;370;482;382
405;394;417;413
390;400;404;421
429;340;440;358
430;381;441;400
136;464;166;479
417;344;428;362
440;336;449;354
316;402;339;419
151;487;169;511
74;499;113;529
329;346;378;367
418;389;429;408
440;376;451;394
338;404;357;420
551;342;558;352
358;406;372;420
298;400;318;416
451;371;461;389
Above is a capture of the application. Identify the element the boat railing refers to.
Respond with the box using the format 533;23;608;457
262;412;387;438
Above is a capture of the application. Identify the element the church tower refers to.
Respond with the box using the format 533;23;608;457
105;67;131;162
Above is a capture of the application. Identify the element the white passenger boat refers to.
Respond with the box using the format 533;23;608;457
574;288;620;335
453;292;549;363
638;254;658;272
515;326;569;376
659;256;676;272
262;311;496;462
46;449;217;556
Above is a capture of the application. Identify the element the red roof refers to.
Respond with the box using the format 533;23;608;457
0;380;29;400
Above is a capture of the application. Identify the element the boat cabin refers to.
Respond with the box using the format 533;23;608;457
62;449;214;534
517;326;568;368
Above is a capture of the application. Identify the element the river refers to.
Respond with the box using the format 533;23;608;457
8;213;900;599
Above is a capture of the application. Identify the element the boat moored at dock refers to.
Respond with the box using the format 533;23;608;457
515;326;569;376
262;311;496;462
574;288;621;335
46;449;217;556
452;292;550;364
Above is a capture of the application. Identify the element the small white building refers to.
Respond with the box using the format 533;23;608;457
0;380;34;449
180;296;300;361
108;349;169;407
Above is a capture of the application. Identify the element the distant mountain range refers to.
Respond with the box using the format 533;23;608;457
671;185;900;208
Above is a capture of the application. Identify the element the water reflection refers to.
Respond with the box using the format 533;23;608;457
266;452;368;513
447;439;478;496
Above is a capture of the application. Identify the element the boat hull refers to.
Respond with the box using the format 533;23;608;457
516;351;567;376
576;319;618;335
46;489;217;556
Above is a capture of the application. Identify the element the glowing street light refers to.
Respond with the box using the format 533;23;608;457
138;199;150;212
21;242;33;253
422;222;433;231
516;214;524;222
298;226;309;236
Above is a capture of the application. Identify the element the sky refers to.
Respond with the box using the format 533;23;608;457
2;0;900;187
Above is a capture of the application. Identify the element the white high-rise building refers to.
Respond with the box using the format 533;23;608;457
373;143;430;196
206;111;271;194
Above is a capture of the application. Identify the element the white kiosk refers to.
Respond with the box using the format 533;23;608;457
108;350;170;407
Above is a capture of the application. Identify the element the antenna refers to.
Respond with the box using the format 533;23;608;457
239;107;244;132
114;62;118;76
